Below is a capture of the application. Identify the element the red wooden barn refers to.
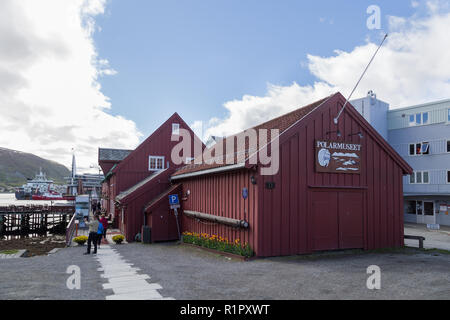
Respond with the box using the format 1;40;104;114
98;113;202;241
171;92;413;257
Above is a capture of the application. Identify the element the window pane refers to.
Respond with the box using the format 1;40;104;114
416;143;422;155
448;109;450;122
447;140;450;153
448;171;450;183
424;202;434;216
423;171;429;184
409;144;415;155
157;158;163;169
417;202;423;215
409;115;415;126
416;172;422;183
422;112;429;124
422;142;430;155
416;113;421;125
406;201;416;214
410;174;415;184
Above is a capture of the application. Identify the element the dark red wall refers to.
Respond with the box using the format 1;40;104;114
179;94;408;257
256;94;406;257
180;170;259;254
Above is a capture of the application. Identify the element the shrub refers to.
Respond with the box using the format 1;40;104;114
182;232;254;258
73;236;88;246
112;234;125;244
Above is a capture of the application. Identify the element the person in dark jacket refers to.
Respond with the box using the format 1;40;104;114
84;215;99;255
98;214;108;244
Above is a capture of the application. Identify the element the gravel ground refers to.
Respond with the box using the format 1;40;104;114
0;245;105;300
114;242;450;300
0;241;449;300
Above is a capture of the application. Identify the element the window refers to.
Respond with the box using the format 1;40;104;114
409;142;430;155
409;112;429;126
448;109;450;122
447;140;450;153
149;156;165;171
172;123;180;135
448;171;450;184
410;171;430;184
424;202;434;216
406;201;417;214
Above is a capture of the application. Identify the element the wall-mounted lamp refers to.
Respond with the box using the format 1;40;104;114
326;130;341;138
250;176;257;185
348;132;364;139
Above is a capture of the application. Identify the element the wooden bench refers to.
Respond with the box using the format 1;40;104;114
404;235;426;249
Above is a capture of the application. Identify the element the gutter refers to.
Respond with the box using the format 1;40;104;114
171;163;246;181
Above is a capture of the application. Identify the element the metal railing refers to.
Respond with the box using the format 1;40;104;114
66;214;77;247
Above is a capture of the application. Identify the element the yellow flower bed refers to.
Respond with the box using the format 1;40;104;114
182;231;253;258
73;236;88;246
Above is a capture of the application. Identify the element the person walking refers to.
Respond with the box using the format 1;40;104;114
84;215;99;255
99;214;108;244
97;219;104;249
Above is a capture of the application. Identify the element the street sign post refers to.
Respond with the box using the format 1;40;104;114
169;194;181;240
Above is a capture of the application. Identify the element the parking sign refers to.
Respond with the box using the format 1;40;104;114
169;194;180;209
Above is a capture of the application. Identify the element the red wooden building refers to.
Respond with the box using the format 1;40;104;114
98;113;202;241
171;92;413;257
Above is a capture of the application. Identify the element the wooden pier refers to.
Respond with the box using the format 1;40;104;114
0;204;75;239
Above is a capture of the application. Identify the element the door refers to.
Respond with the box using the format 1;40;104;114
416;201;436;225
338;192;364;249
311;191;339;251
310;190;364;251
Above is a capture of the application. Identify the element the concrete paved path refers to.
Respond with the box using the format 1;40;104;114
95;245;173;300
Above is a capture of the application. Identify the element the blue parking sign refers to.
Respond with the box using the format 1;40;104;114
169;194;179;205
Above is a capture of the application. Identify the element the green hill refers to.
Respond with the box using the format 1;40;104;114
0;147;70;192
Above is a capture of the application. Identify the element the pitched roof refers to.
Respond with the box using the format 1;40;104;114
172;95;332;177
115;168;168;203
99;148;133;162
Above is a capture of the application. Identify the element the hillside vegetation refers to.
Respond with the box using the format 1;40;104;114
0;147;70;192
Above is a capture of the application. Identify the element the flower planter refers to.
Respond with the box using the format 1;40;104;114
181;243;255;261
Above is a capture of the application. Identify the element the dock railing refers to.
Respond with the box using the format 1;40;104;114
66;213;77;247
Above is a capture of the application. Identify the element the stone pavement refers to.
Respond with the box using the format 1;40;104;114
95;245;173;300
404;223;450;251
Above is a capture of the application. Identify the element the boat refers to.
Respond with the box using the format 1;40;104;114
15;169;68;201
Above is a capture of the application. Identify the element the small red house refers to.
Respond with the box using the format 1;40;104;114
171;93;413;257
99;113;202;241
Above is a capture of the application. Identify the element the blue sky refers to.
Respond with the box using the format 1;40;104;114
93;0;418;138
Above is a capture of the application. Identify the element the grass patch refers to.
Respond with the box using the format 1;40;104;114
0;250;19;255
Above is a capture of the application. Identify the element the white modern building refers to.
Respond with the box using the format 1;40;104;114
352;92;450;226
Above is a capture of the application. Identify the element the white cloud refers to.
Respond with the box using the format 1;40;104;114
0;0;142;173
203;2;450;139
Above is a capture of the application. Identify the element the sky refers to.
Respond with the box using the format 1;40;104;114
0;0;450;172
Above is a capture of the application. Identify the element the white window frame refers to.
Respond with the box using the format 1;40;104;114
172;123;180;135
410;171;430;184
148;156;165;171
409;142;430;156
409;112;429;126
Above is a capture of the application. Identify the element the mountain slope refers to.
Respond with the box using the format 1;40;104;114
0;147;70;192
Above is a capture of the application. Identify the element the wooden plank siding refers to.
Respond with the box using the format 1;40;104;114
180;170;259;254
